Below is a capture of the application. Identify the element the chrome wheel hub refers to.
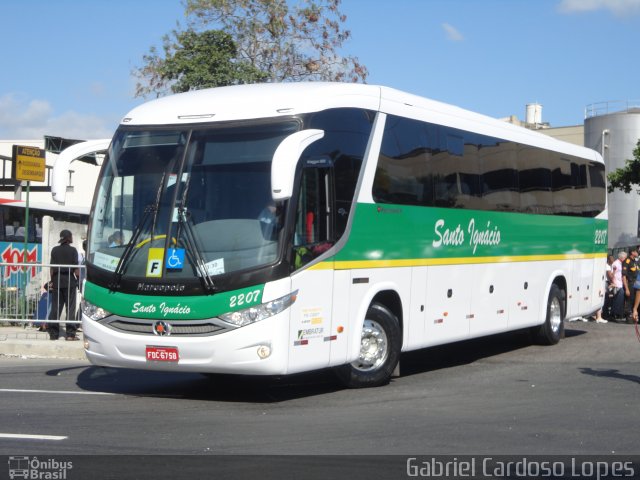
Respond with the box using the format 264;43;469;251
549;297;562;333
352;319;389;372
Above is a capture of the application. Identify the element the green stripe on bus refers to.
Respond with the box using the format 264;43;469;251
83;282;265;320
333;203;607;264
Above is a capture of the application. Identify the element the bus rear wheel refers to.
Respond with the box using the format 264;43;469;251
334;302;401;388
531;284;565;345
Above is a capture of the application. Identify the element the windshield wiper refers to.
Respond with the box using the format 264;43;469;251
108;204;156;290
176;202;216;292
109;173;166;291
173;166;215;292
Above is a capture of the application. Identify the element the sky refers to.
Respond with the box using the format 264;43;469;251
1;0;639;140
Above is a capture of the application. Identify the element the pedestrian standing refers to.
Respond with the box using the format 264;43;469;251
602;255;615;319
622;249;639;323
47;229;80;341
607;252;626;321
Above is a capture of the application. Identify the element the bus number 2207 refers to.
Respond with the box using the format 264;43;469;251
230;290;261;308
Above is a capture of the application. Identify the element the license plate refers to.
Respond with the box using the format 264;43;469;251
146;346;179;362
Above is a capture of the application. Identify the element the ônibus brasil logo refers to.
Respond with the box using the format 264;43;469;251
8;456;72;479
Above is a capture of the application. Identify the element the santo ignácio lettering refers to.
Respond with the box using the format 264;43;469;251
132;302;191;317
432;218;501;254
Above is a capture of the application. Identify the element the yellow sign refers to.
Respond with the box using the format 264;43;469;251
12;145;46;182
146;248;164;277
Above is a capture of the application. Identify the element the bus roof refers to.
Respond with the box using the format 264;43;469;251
121;82;600;163
122;83;381;125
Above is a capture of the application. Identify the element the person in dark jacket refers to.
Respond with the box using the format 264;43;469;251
47;229;80;340
623;249;640;323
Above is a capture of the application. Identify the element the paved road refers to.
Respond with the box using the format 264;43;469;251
1;321;639;460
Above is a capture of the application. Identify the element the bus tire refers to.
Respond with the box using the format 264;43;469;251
532;284;565;345
334;302;401;388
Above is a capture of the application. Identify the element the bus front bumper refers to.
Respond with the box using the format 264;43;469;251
81;313;289;375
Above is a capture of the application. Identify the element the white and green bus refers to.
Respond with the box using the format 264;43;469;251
81;83;607;388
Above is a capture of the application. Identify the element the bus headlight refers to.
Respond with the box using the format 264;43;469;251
219;291;297;327
81;299;112;321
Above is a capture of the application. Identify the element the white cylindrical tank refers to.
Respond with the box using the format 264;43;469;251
585;102;640;249
526;103;542;125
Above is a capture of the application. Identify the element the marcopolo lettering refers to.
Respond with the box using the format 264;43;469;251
136;283;186;292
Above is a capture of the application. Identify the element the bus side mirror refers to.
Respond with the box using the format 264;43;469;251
52;138;111;204
271;129;324;201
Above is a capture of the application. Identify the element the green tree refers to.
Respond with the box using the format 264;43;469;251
607;139;640;193
135;0;367;97
135;29;266;97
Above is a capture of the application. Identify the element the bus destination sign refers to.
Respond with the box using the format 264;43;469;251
12;144;46;182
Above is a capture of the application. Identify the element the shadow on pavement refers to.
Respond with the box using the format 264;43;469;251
399;327;587;376
71;365;343;403
579;367;640;385
59;325;591;402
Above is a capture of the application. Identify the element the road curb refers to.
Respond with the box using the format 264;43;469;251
0;340;86;360
0;328;86;360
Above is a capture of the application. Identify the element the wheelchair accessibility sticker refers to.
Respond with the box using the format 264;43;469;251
166;248;185;270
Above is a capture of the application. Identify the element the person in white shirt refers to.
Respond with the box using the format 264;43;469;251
609;251;626;321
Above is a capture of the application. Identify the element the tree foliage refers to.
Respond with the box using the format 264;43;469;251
607;139;640;193
134;0;367;97
134;29;265;97
185;0;367;83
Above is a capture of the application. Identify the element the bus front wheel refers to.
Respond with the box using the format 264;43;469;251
532;284;565;345
334;302;401;388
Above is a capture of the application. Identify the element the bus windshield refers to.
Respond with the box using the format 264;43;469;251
89;120;299;282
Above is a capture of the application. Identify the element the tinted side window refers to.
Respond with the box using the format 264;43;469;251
374;116;432;206
373;114;605;217
518;145;552;215
586;162;606;216
550;153;574;215
479;140;520;212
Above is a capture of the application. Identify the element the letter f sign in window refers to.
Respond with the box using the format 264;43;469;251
147;248;164;278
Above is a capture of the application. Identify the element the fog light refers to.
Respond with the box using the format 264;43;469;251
256;345;271;359
83;339;90;350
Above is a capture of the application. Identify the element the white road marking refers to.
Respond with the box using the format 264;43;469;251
0;433;67;441
0;388;114;395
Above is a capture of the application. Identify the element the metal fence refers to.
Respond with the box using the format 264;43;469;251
0;262;85;326
585;100;640;118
